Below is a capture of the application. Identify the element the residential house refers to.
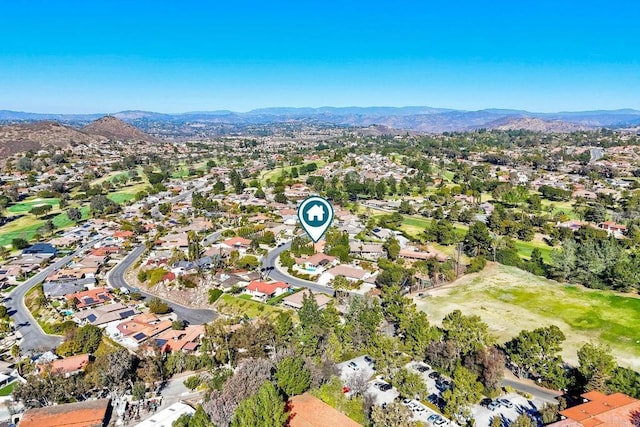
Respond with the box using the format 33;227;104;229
75;303;138;326
116;315;173;348
22;243;58;258
43;278;95;298
221;236;252;252
322;265;371;285
134;402;195;427
154;325;205;353
245;280;290;301
598;221;627;238
38;354;91;377
294;253;337;271
399;247;449;263
65;288;113;310
349;242;386;260
283;290;332;310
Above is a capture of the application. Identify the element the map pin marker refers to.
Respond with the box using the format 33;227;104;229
298;196;334;243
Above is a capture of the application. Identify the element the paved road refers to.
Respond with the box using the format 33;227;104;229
107;245;217;325
501;376;561;404
262;241;334;294
6;239;100;353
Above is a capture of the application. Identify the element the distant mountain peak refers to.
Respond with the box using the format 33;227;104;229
83;115;159;142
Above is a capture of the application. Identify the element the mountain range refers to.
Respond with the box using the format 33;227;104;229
1;107;640;134
0;116;158;159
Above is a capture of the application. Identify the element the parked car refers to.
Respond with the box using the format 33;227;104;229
498;398;514;409
487;400;500;411
433;417;447;426
377;382;392;392
416;363;431;372
428;393;445;409
364;355;374;365
347;361;359;371
427;414;447;426
428;371;441;379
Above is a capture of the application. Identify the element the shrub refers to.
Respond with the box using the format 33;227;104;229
209;289;223;304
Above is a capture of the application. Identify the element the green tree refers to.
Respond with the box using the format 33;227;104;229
370;402;416;427
76;324;103;354
275;356;312;397
231;381;288;427
442;366;484;423
402;311;433;358
67;207;82;223
578;343;617;392
463;221;493;257
12;238;29;250
384;237;401;260
441;310;494;356
511;414;536;427
505;325;566;386
174;405;214;427
393;368;427;400
149;297;171;314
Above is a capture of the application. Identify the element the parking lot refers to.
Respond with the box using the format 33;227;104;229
471;393;542;426
338;357;456;426
338;357;543;427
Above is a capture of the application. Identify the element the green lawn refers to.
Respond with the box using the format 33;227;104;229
0;216;44;247
7;198;60;214
0;382;15;397
260;160;326;184
416;263;640;369
216;294;292;320
106;183;149;204
0;180;145;247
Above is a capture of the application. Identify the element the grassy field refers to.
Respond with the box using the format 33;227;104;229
7;198;60;214
216;294;293;320
260;160;326;184
106;183;149;204
415;263;640;370
0;180;146;247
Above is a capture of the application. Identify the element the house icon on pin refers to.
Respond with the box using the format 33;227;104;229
306;204;325;223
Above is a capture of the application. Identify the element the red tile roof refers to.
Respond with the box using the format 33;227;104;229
20;398;111;427
247;280;289;296
288;394;361;427
223;237;252;247
65;288;113;309
550;392;640;427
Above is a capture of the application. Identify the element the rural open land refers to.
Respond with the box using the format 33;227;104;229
415;263;640;370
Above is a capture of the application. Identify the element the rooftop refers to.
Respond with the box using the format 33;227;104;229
20;398;111;427
288;393;361;427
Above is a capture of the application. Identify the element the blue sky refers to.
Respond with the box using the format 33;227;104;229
1;0;639;113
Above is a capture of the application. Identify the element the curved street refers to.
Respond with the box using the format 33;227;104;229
262;241;334;294
6;239;101;353
106;244;217;326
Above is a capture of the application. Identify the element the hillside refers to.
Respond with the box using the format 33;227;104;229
82;115;160;143
480;117;591;133
0;121;105;158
